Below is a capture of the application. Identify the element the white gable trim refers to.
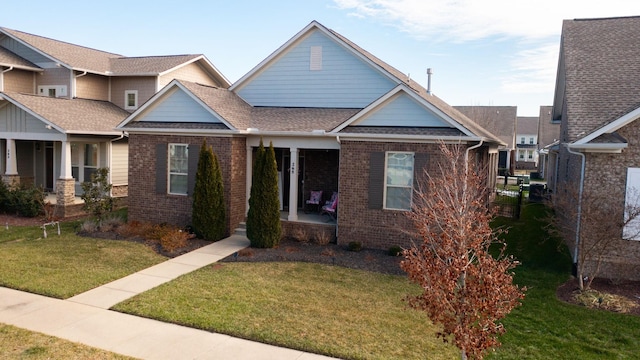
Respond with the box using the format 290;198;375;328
157;55;231;87
574;105;640;145
331;84;475;137
230;21;401;92
117;79;235;130
0;93;66;134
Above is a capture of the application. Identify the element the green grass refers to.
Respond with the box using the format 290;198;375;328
113;203;640;360
0;324;135;359
0;219;166;298
114;262;459;360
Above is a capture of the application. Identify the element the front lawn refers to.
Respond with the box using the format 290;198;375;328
0;220;166;298
113;203;640;360
0;324;135;359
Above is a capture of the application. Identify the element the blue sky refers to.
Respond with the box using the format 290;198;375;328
2;0;639;116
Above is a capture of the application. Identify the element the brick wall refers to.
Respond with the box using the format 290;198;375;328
128;134;246;237
338;141;448;250
302;149;339;205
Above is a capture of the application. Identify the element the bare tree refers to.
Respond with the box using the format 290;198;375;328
401;143;525;360
546;187;640;290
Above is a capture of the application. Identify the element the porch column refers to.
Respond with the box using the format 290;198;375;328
288;147;299;221
2;138;19;187
246;144;252;216
56;140;75;213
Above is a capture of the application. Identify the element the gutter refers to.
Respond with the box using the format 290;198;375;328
464;140;484;172
565;144;586;275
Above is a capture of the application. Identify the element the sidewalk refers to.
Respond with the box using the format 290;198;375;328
0;234;337;360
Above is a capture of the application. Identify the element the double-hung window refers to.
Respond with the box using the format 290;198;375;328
168;144;188;195
124;90;138;110
384;152;414;210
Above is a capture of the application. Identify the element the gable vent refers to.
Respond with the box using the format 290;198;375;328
310;46;322;71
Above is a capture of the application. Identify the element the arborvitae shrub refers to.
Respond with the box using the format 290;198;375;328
192;141;226;241
246;139;282;248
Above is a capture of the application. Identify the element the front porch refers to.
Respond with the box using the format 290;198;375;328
279;210;337;244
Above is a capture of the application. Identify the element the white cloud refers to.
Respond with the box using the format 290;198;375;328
501;42;560;94
333;0;640;42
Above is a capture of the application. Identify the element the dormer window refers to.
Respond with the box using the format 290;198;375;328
125;90;138;110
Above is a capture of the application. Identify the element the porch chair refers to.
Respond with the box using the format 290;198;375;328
304;190;323;213
321;192;338;222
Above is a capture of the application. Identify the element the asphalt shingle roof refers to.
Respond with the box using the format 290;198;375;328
0;27;206;76
454;106;517;148
560;16;640;141
2;92;129;133
516;116;539;135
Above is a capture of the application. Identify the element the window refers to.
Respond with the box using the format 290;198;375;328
529;137;534;144
519;151;524;160
125;90;138;110
168;144;188;195
384;152;414;210
70;143;99;182
520;137;525;144
624;168;640;240
528;151;533;160
38;85;67;98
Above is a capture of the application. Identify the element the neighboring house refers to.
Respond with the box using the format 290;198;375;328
455;106;517;175
537;105;560;181
552;16;640;280
0;27;229;216
118;21;504;250
515;116;539;171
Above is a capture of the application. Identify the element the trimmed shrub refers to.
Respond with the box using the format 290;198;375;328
246;139;282;248
348;241;363;252
191;141;226;241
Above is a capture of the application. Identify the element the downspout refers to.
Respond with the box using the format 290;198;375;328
565;144;585;275
73;71;87;98
108;132;128;196
1;66;14;91
464;140;484;172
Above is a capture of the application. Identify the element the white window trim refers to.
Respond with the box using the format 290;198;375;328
124;90;138;110
383;151;414;211
168;143;188;195
38;85;67;97
624;167;640;240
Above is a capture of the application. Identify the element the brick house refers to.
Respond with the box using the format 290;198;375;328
118;21;503;250
0;27;229;216
551;16;640;280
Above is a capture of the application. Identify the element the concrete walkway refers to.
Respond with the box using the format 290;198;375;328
0;234;338;360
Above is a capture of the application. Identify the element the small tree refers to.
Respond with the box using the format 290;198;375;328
81;167;114;227
545;187;640;290
401;143;525;360
192;140;226;241
246;139;282;248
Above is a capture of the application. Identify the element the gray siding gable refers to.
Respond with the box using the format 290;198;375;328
355;92;450;127
137;88;223;124
237;30;396;108
0;36;54;67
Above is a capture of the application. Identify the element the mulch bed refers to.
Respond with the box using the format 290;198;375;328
3;213;639;315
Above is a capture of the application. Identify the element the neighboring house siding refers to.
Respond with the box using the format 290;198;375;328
110;76;156;110
36;67;71;98
158;62;220;89
237;30;396;108
76;73;109;100
138;88;222;123
111;139;128;185
0;37;50;66
0;103;56;134
338;141;443;249
127;133;245;236
356;93;449;127
3;69;34;93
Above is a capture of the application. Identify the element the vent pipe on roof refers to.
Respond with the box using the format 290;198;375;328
426;68;433;95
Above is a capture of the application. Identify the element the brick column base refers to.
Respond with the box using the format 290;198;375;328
2;174;20;188
55;178;76;217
